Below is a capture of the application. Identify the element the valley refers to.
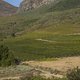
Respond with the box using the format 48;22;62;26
0;0;80;80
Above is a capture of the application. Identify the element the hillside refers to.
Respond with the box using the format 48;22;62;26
49;0;80;11
18;0;56;12
0;0;80;60
0;0;17;16
18;0;80;13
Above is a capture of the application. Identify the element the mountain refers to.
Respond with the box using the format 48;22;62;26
18;0;58;12
0;0;17;16
19;0;80;13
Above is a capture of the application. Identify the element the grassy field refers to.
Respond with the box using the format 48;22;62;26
2;30;80;60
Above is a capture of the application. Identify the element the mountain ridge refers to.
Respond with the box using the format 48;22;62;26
0;0;17;16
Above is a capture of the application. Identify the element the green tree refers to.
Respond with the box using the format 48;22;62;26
0;45;17;66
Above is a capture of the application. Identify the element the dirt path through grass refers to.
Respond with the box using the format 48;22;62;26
36;38;56;42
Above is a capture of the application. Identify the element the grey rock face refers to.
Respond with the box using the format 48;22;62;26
18;0;55;12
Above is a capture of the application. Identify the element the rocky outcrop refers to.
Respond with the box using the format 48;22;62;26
18;0;55;12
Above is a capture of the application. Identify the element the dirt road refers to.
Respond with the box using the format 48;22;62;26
23;56;80;73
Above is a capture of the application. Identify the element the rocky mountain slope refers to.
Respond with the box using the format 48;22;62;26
18;0;58;12
0;0;17;16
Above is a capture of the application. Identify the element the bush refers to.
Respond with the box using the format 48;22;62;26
0;45;18;66
67;67;80;80
11;32;16;37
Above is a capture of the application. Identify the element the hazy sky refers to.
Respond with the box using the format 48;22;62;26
4;0;22;7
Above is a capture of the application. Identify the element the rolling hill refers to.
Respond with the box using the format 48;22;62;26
0;0;17;16
0;0;80;60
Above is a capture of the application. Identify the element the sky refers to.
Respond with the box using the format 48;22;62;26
4;0;22;7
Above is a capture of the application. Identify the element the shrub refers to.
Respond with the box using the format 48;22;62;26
11;32;16;37
0;45;18;66
67;67;80;80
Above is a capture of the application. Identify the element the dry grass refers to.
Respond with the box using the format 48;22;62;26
23;56;80;73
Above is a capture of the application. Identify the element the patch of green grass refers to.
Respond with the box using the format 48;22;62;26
2;29;80;61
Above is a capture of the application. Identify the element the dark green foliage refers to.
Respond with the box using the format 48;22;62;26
11;32;16;37
0;45;17;66
67;67;80;80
